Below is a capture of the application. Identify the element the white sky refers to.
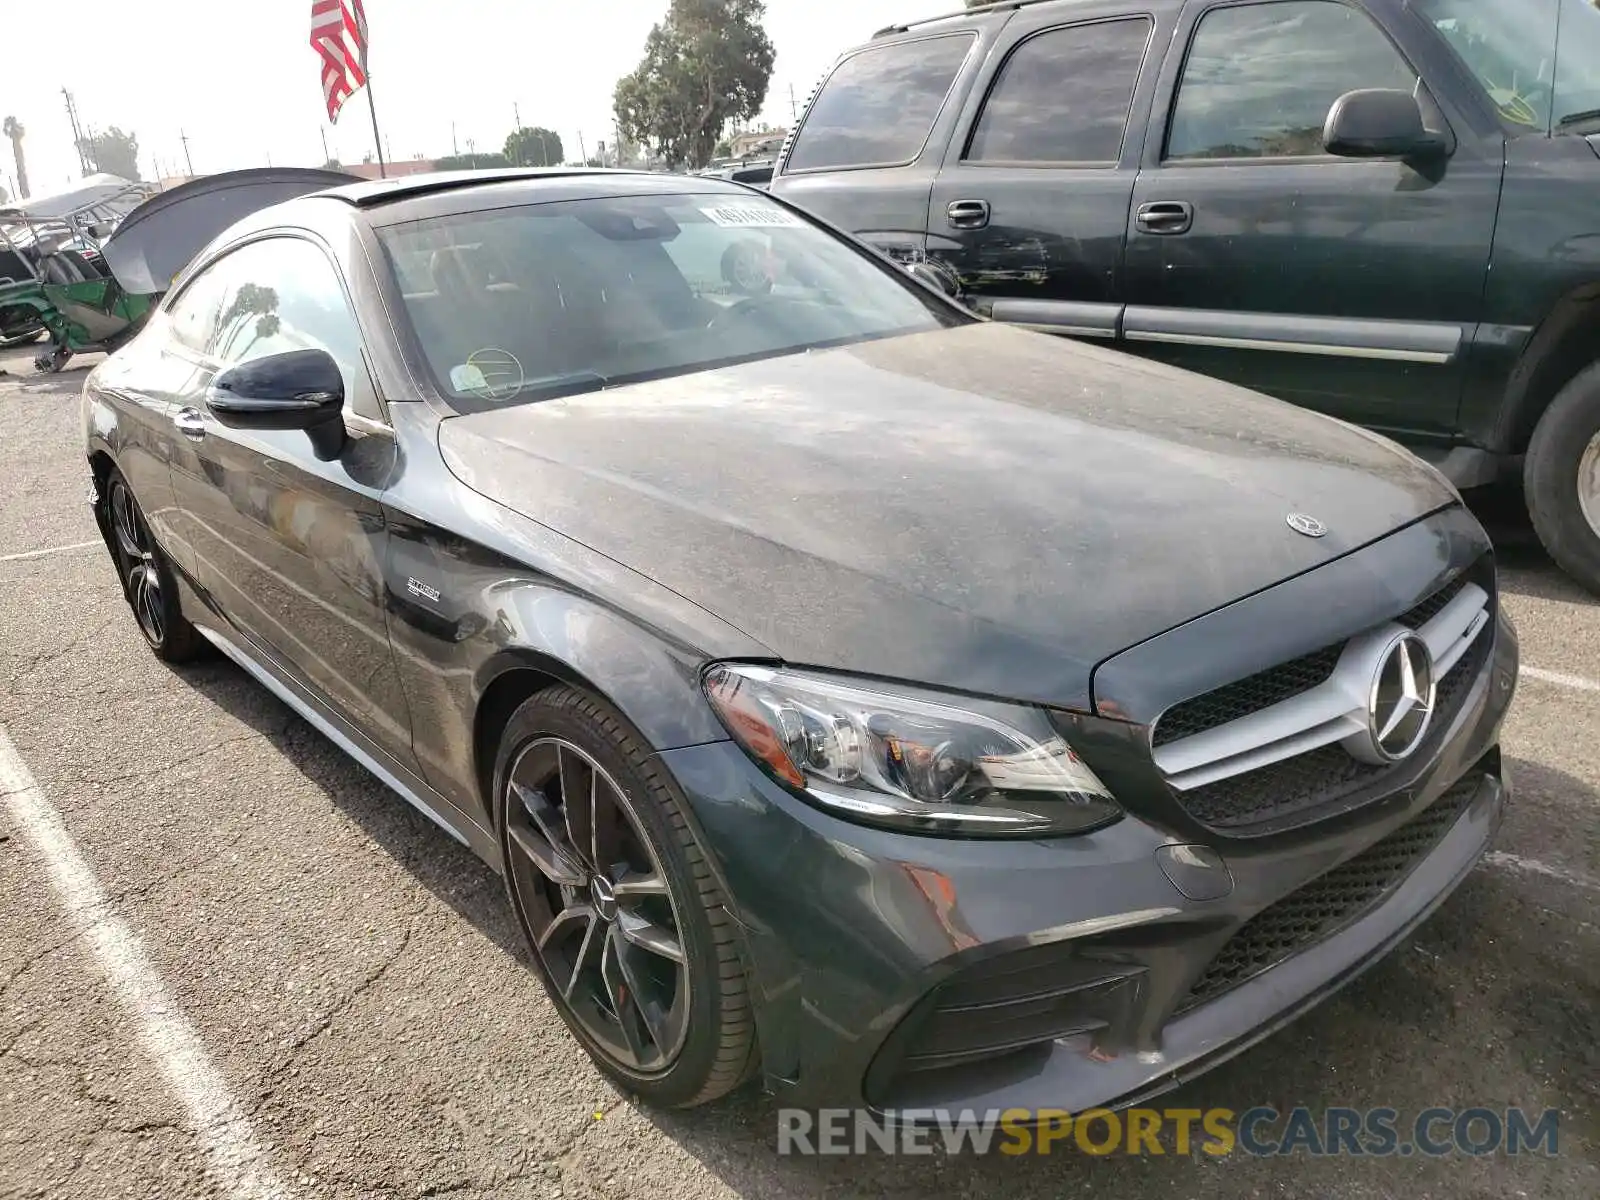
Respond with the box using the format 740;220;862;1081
1;0;958;194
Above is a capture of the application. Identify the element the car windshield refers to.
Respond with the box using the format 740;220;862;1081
1417;0;1600;133
377;192;961;410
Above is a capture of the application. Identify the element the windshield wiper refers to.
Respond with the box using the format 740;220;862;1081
1556;108;1600;132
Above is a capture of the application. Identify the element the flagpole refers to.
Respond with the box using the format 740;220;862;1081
364;76;387;178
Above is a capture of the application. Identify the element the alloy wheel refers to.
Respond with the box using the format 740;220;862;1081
110;481;165;647
503;737;691;1074
1580;431;1600;540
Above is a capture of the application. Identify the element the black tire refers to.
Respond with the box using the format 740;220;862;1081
493;685;757;1107
104;469;206;663
1525;363;1600;596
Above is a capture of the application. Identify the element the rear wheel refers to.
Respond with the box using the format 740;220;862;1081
1525;364;1600;597
105;470;204;662
494;686;757;1107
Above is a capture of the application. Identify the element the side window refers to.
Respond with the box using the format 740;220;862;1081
784;34;974;172
1166;1;1417;161
202;238;366;404
166;269;228;353
966;19;1153;164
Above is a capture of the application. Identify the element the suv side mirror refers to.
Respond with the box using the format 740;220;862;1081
1324;89;1448;160
207;348;347;460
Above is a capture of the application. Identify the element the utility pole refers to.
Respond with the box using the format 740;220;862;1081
514;102;521;131
320;127;331;165
466;138;476;169
62;89;90;175
451;121;459;156
578;130;587;165
789;83;799;123
179;130;194;176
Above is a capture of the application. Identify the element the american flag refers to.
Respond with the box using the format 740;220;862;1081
310;0;369;124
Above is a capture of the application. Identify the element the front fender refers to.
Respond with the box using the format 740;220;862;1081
381;503;765;830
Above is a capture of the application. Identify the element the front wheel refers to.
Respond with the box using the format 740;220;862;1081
494;686;757;1107
1525;363;1600;596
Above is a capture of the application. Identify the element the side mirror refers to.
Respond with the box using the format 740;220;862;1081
907;259;961;299
1324;89;1448;160
207;348;346;460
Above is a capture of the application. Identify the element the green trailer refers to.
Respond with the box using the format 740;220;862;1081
0;174;159;371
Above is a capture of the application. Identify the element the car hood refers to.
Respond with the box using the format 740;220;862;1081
438;324;1455;712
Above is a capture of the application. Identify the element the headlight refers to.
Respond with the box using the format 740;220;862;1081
702;664;1120;836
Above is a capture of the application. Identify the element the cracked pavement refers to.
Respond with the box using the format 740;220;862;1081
0;345;1596;1198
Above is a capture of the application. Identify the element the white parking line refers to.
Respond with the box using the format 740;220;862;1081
1483;851;1599;893
0;725;294;1200
0;540;99;564
1521;665;1600;694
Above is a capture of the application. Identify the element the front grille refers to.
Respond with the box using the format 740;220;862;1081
1178;776;1479;1012
1153;643;1342;747
1153;570;1474;749
1152;560;1493;833
1180;631;1488;830
1397;571;1470;630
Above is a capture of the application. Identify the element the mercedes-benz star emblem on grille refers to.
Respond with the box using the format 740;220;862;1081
1286;512;1328;538
1366;633;1437;762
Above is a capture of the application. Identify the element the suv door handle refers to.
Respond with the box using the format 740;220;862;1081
1136;200;1194;235
946;199;991;230
174;407;206;440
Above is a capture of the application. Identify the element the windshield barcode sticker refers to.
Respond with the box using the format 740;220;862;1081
699;205;802;228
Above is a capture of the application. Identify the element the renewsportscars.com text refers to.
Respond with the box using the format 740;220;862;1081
777;1106;1561;1157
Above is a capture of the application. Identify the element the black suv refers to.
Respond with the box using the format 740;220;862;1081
771;0;1600;593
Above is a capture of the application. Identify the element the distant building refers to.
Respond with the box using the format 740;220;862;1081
730;129;786;159
340;160;435;180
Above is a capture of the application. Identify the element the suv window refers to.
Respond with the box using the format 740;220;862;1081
1418;0;1600;133
785;34;974;172
966;19;1152;164
196;238;366;403
1166;1;1416;160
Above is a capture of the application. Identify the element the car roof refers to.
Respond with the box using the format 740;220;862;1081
313;168;757;210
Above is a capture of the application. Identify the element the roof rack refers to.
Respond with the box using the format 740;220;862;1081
871;0;1053;38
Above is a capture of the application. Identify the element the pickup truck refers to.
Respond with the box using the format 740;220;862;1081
770;0;1600;594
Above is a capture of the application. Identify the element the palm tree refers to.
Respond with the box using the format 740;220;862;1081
2;117;28;200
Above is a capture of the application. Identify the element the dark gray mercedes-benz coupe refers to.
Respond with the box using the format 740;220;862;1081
82;168;1517;1114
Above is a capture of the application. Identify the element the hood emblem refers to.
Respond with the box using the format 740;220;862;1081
1286;512;1327;538
1363;633;1437;762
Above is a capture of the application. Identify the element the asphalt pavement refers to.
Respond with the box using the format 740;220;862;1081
1;344;1595;1199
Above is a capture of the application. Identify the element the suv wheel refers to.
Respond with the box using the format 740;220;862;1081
1525;363;1600;596
493;685;758;1107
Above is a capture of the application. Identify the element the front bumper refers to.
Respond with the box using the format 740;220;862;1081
661;603;1516;1114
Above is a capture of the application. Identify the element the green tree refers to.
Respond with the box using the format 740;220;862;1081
432;152;512;171
80;126;141;180
613;0;775;170
505;126;565;167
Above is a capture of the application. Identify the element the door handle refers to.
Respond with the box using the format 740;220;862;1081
1136;200;1194;235
946;199;991;230
174;407;206;440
